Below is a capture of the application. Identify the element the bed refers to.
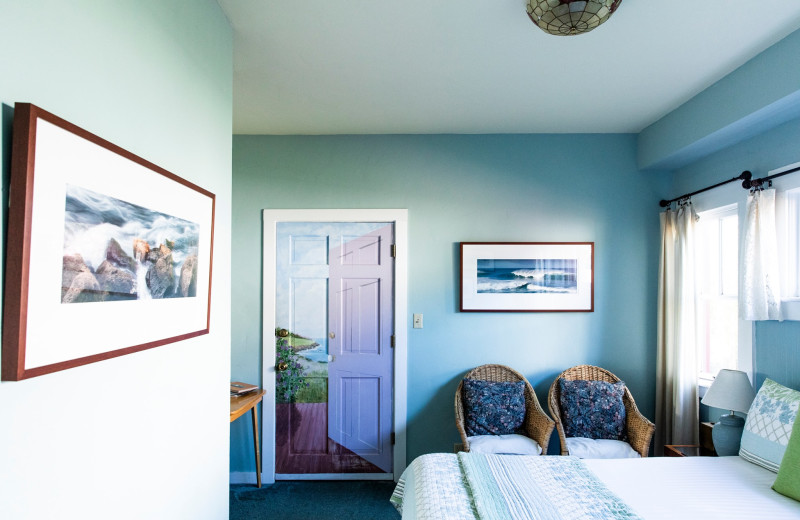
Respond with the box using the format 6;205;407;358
390;452;800;519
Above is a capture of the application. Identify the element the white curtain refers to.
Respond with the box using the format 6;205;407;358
655;202;699;453
740;188;783;321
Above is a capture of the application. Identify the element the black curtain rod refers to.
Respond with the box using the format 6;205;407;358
743;164;800;189
659;171;752;208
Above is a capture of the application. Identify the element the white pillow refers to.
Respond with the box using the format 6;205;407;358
467;434;542;455
566;437;640;459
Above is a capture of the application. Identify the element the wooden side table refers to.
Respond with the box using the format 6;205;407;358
230;389;267;487
665;444;702;457
700;421;716;456
665;421;718;457
664;444;716;457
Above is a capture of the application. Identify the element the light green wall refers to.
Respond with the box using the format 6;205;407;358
0;2;232;518
231;133;664;468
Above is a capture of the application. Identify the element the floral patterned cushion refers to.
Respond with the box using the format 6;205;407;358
463;378;526;436
740;378;800;472
558;379;627;440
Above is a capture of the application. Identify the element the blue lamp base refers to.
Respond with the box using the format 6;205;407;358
712;413;745;456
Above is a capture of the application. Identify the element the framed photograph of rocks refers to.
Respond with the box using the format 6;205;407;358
2;103;215;381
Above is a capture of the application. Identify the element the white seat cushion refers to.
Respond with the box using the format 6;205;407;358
467;434;542;455
566;437;640;459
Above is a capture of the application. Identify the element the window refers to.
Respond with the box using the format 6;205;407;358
784;187;800;300
771;161;800;319
695;205;739;383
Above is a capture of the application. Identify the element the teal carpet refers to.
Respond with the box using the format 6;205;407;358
230;480;401;520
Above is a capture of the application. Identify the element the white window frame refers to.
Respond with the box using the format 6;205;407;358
786;188;800;298
695;203;740;386
691;184;753;388
771;161;800;320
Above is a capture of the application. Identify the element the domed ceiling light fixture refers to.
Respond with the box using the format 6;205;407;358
526;0;622;36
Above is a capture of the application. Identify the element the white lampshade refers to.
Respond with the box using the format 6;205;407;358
701;369;755;414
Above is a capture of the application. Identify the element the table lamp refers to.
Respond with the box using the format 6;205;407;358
701;369;756;456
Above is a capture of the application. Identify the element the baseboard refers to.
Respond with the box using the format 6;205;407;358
230;471;258;485
230;471;395;484
276;473;394;481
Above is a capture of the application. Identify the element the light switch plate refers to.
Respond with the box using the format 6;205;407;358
413;313;423;328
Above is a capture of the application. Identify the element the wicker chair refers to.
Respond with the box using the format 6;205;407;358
455;364;554;453
548;364;654;458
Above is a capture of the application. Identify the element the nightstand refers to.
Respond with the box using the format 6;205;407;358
665;422;717;457
700;421;717;456
664;444;704;457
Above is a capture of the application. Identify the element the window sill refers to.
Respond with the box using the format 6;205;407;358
697;377;713;397
781;299;800;321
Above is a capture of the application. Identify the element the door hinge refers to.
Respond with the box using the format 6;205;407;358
391;244;397;257
391;432;396;445
390;335;395;348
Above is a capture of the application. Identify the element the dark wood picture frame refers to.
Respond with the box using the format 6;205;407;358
2;103;215;381
460;242;594;312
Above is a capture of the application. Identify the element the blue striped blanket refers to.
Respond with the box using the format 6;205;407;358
391;453;642;520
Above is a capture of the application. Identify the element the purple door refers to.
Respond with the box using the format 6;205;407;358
275;222;393;476
328;224;394;473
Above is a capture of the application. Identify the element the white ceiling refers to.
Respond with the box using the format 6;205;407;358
218;1;800;135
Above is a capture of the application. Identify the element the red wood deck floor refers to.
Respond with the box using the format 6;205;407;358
275;402;384;474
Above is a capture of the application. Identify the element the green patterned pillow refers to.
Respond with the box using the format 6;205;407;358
740;379;800;472
773;412;800;501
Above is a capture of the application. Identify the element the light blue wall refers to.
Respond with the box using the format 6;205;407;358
639;29;800;171
231;133;664;468
754;320;800;391
0;2;232;518
671;117;800;198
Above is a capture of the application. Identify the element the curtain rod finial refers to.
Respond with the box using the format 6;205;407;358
741;170;753;189
659;199;670;208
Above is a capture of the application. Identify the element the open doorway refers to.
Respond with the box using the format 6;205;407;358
262;209;407;484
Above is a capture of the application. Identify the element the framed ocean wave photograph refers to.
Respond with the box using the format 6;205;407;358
2;103;215;381
460;242;593;312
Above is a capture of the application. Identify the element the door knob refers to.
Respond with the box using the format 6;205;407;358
277;361;288;371
329;331;335;339
278;328;289;337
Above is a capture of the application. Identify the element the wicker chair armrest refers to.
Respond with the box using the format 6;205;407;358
624;396;655;457
523;400;555;452
454;382;470;451
524;382;555;450
547;377;570;455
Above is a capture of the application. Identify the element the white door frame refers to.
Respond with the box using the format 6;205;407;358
261;209;408;484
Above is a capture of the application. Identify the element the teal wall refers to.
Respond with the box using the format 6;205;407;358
231;133;664;469
0;2;233;518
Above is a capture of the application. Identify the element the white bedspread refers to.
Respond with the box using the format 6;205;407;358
393;454;800;520
585;456;800;520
